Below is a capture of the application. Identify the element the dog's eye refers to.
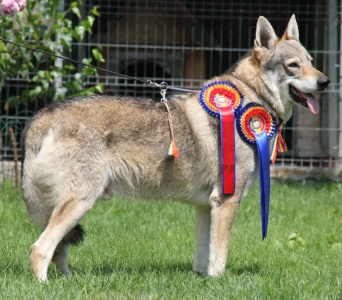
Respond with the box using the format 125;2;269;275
288;63;299;68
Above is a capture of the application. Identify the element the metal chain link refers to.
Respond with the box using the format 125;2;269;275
0;37;202;95
145;80;200;93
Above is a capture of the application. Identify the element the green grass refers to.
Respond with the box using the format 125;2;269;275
0;179;341;299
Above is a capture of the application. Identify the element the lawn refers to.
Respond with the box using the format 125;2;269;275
0;179;341;299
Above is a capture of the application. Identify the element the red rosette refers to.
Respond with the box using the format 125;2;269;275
199;81;243;117
237;103;276;144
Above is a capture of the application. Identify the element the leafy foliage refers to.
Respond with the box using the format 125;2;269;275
0;0;104;109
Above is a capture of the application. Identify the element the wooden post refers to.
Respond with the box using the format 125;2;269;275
8;127;18;188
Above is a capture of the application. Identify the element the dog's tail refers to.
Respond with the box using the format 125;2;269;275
22;115;86;248
21;119;51;231
63;224;85;245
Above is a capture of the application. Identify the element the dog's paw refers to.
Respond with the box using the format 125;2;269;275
30;244;50;282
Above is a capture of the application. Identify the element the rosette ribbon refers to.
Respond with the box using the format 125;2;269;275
237;104;276;239
254;129;271;239
199;83;287;238
216;99;235;194
199;81;243;194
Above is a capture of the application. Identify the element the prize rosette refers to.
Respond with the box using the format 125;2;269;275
199;81;243;117
199;81;244;195
199;84;282;239
236;103;277;239
236;103;276;144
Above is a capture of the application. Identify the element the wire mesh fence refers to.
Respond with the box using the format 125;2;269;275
0;0;341;182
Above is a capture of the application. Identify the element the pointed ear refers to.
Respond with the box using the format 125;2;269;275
254;16;278;50
282;14;299;41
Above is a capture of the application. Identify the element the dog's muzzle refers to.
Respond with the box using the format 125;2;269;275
289;75;330;115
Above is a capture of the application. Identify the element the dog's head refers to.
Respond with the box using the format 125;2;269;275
252;15;330;120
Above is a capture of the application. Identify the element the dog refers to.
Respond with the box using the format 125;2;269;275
21;15;330;282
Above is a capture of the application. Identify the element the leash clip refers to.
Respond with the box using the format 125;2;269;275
160;81;168;103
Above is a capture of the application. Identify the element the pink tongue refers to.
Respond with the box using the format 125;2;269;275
297;89;319;114
306;96;319;114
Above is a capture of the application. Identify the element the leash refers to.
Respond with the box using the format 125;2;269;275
0;37;201;93
0;36;193;159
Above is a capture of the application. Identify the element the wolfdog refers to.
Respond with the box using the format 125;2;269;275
22;15;329;281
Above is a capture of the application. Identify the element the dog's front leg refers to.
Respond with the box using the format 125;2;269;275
193;187;241;276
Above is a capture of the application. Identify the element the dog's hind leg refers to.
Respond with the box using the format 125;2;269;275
193;187;241;277
52;241;70;275
30;195;96;282
51;224;84;275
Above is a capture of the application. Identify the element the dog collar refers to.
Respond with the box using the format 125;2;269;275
200;81;287;239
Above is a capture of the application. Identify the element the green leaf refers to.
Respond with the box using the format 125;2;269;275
87;15;95;28
0;42;7;52
91;6;100;17
41;79;49;90
19;68;29;78
73;26;85;41
92;48;105;62
60;36;72;50
71;7;81;19
81;15;95;32
95;84;104;93
55;87;68;99
288;233;298;240
82;57;92;65
74;73;82;81
29;86;42;97
82;66;96;76
65;64;76;70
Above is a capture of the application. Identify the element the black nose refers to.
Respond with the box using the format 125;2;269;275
317;77;330;90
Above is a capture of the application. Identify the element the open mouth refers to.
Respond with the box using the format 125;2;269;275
289;86;319;114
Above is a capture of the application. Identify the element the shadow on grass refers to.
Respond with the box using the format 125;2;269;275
72;260;261;278
85;260;193;276
229;262;261;276
0;262;31;278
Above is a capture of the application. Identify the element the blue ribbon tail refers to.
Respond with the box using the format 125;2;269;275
255;131;271;240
